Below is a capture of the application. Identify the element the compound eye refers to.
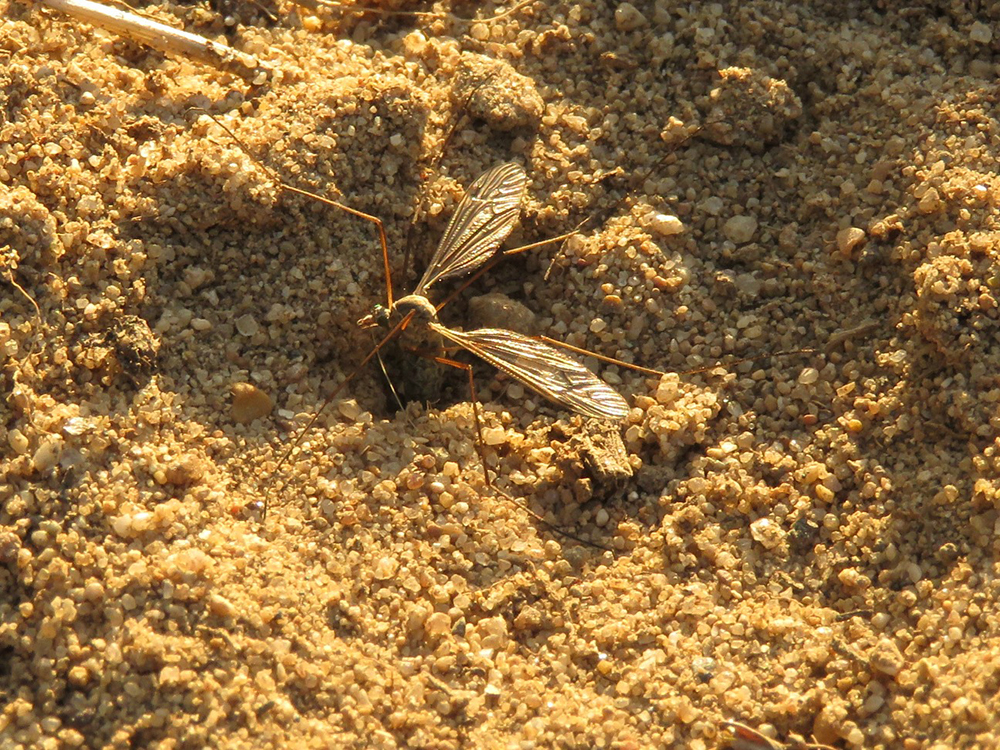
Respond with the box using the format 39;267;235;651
375;306;390;326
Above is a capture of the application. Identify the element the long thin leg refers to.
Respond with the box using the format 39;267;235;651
536;335;817;378
418;352;608;551
401;69;507;290
372;333;405;413
191;108;396;308
263;310;416;520
430;228;580;315
427;354;492;487
533;334;665;377
280;186;395;308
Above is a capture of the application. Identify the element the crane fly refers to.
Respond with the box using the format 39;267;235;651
262;162;631;519
356;162;629;421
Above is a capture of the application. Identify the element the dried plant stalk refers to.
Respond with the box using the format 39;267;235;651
38;0;271;81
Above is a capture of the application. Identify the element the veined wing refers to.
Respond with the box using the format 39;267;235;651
414;163;527;296
429;324;630;421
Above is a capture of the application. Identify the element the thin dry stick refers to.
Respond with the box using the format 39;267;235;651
1;247;42;324
290;0;536;23
38;0;270;81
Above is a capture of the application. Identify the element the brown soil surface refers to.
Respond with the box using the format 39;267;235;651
3;1;1000;748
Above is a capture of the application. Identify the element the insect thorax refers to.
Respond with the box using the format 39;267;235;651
378;294;453;409
392;294;439;324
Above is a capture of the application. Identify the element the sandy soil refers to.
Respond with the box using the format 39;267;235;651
2;1;1000;748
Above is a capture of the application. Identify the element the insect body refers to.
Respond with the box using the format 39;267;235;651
358;162;629;422
262;160;632;518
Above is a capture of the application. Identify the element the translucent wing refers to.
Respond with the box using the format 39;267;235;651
414;163;527;295
429;324;630;421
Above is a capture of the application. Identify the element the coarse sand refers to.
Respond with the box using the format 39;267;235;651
3;1;1000;748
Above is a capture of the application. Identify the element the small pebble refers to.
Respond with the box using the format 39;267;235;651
655;376;678;405
453;53;544;131
111;515;135;538
129;513;151;533
8;428;29;455
723;215;758;244
614;2;647;31
208;593;238;618
513;605;542;631
373;556;399;581
482;426;506;446
797;367;820;385
918;187;942;214
231;382;273;424
171;548;212;575
836;227;866;257
423;612;451;639
84;582;105;601
235;314;260;337
67;667;90;688
32;437;63;473
749;517;784;550
970;21;992;44
165;455;206;486
645;213;685;236
815;484;835;503
338;400;362;421
870;638;905;677
476;616;509;650
62;417;91;437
